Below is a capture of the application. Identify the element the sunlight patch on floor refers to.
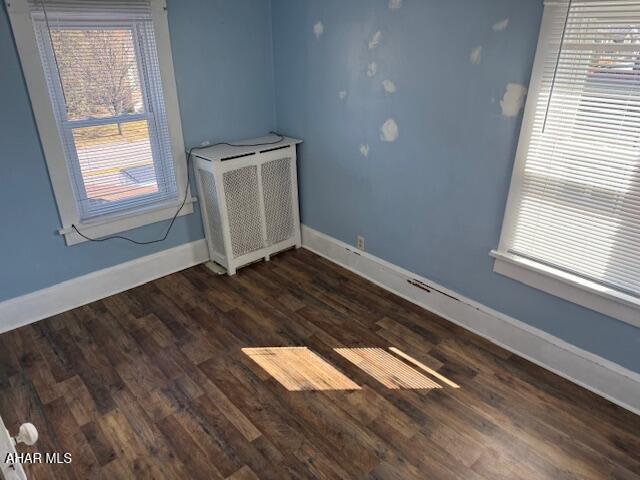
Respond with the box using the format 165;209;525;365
334;348;442;390
242;347;362;391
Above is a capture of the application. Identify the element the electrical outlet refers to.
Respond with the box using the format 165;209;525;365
356;235;365;251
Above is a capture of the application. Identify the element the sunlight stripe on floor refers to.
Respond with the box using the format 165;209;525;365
334;348;441;390
389;347;460;388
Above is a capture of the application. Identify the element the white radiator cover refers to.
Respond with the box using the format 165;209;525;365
193;135;302;275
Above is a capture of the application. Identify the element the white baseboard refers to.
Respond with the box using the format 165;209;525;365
0;239;209;335
301;225;640;415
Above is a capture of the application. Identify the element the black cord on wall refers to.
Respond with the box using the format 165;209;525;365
72;132;285;245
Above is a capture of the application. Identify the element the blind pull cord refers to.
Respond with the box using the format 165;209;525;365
542;0;573;134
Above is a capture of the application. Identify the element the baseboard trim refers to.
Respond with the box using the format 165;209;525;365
0;239;209;334
301;225;640;415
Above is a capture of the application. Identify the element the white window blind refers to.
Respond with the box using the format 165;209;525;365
503;0;640;298
30;0;178;221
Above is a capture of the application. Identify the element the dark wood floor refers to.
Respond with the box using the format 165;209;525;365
1;249;639;479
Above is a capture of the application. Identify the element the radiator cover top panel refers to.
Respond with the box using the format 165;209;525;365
194;135;302;275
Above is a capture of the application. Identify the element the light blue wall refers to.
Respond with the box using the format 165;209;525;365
2;0;639;373
0;0;275;302
271;0;640;373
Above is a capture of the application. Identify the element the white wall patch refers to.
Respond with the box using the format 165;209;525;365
389;0;403;9
470;46;482;65
367;62;378;78
369;31;382;49
360;144;370;157
380;118;399;142
338;90;348;100
313;21;324;39
500;83;527;117
493;18;509;31
382;79;397;94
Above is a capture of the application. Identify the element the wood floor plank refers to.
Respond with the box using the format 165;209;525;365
226;465;260;480
155;413;224;480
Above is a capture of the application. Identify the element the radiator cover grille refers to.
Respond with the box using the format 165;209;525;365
262;157;294;245
200;171;225;259
223;166;264;258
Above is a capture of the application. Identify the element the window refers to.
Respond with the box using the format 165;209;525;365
493;0;640;327
7;0;192;245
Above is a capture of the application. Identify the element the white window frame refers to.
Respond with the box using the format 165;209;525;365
6;0;194;246
492;0;640;328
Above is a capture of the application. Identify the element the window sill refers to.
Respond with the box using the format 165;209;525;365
59;197;196;246
490;250;640;328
